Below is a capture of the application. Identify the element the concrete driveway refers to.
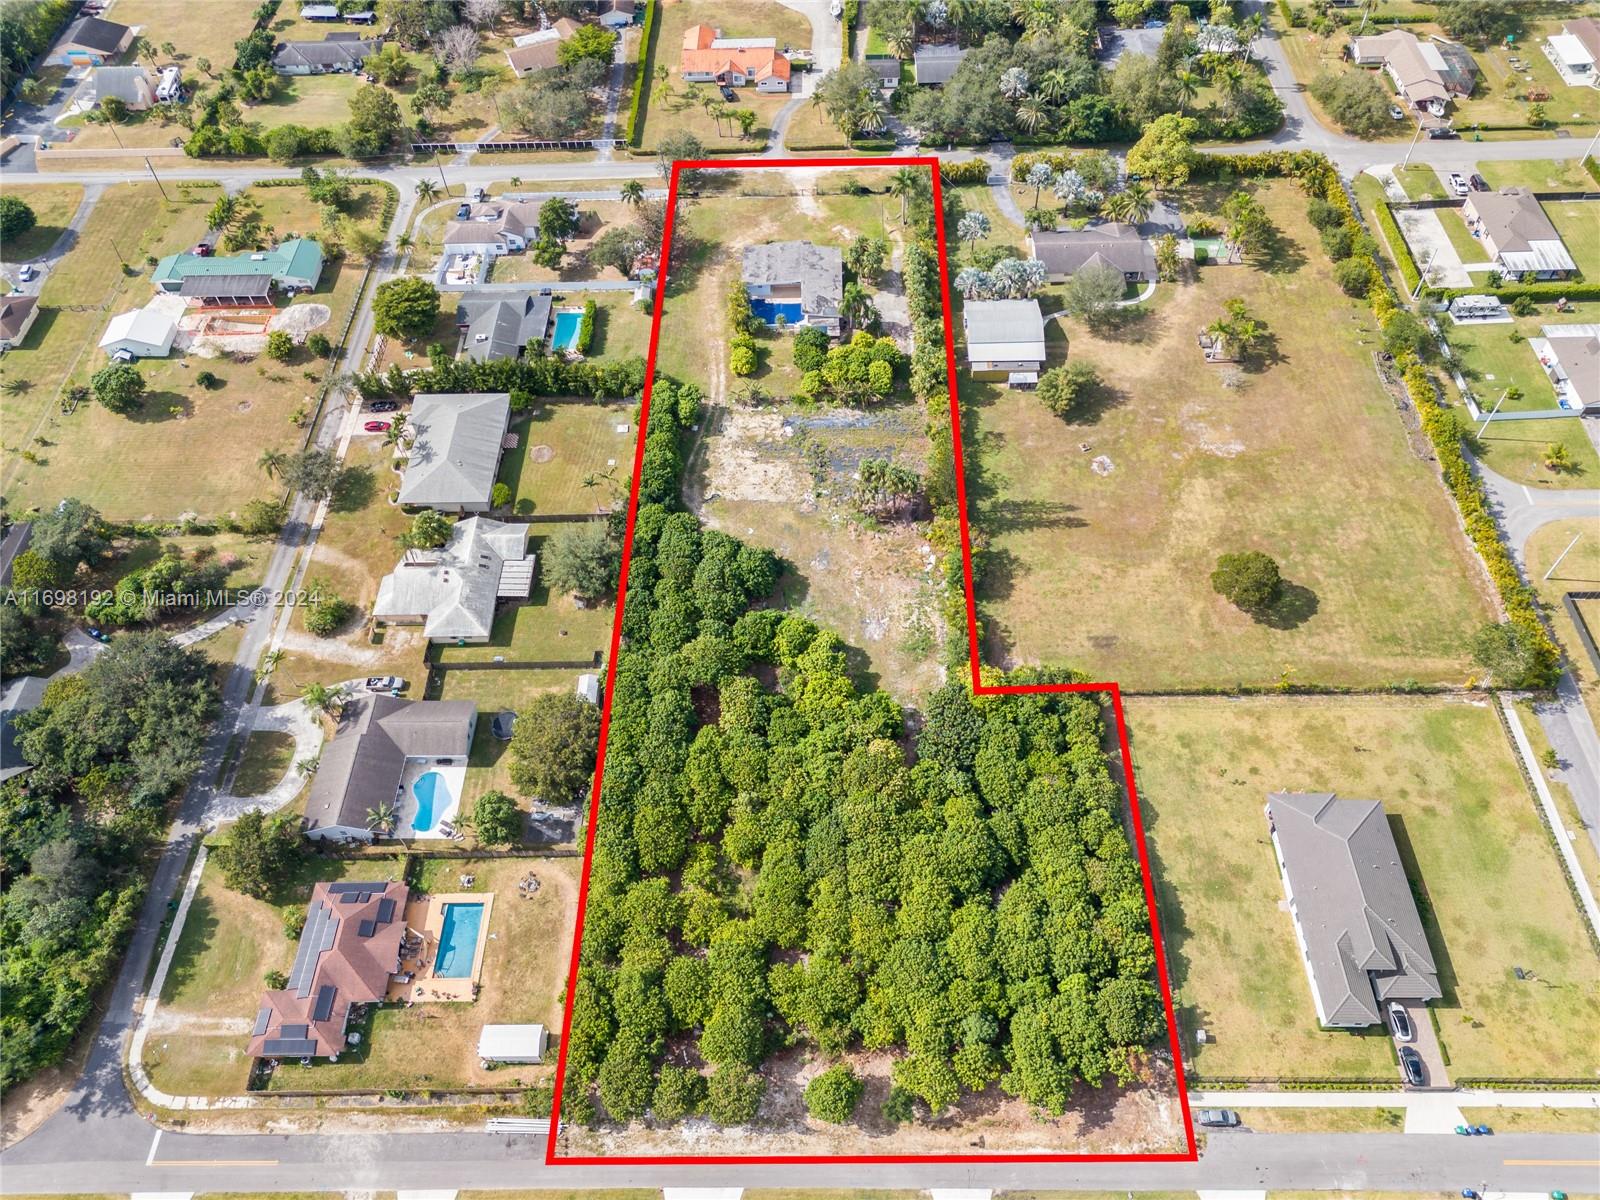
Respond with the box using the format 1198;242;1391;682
1391;206;1473;289
1397;1000;1451;1091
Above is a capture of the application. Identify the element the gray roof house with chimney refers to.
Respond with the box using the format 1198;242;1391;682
1266;791;1441;1028
372;517;534;643
397;392;512;513
303;697;476;840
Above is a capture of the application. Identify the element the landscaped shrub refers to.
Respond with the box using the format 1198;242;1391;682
304;583;354;636
939;159;989;186
576;299;596;353
625;0;657;146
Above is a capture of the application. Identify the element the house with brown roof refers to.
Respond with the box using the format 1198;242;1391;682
248;880;408;1059
680;24;791;93
1547;17;1600;86
1349;29;1476;114
504;18;579;77
1538;326;1599;413
1462;188;1578;279
58;15;133;66
0;295;39;351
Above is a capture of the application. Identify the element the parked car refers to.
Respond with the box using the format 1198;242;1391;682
455;202;471;218
1196;1109;1240;1127
1469;173;1488;191
1426;125;1458;139
367;399;398;412
1387;1002;1413;1043
191;242;212;256
365;676;406;691
1447;172;1469;197
1400;1045;1426;1086
469;185;486;202
363;419;391;432
1389;105;1404;120
17;264;34;282
720;85;738;102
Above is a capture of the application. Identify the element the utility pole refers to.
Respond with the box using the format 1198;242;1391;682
1544;532;1582;581
435;151;449;196
1401;113;1424;168
144;155;168;201
1476;388;1509;437
1410;246;1437;300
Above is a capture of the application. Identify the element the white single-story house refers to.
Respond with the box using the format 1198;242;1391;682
963;298;1047;385
1545;18;1600;86
596;0;635;30
398;392;513;512
93;65;155;111
478;1023;548;1064
373;517;535;643
99;307;178;360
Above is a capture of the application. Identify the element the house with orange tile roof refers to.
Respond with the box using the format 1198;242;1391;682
680;23;791;93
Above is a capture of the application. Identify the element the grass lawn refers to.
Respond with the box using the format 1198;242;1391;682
970;182;1494;690
1525;519;1600;745
781;101;850;151
499;401;639;518
147;854;386;1097
266;855;579;1091
1231;1108;1404;1134
1459;1106;1600;1133
1444;301;1600;414
1393;164;1447;201
1435;205;1490;264
0;184;83;262
251;73;362;131
112;0;261;75
948;183;1027;257
230;731;297;797
1546;199;1599;278
1458;22;1600;136
1479;158;1594;191
1128;694;1600;1082
274;437;430;691
636;0;813;152
1475;415;1600;489
585;290;653;362
0;181;388;520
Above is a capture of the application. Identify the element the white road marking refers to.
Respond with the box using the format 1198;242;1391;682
144;1130;162;1167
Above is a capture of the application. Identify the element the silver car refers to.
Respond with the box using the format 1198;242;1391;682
1388;1002;1414;1042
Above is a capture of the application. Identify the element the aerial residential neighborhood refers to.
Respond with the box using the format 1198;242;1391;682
0;0;1597;1197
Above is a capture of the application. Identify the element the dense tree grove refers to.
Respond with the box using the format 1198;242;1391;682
558;378;1164;1130
1;634;218;1087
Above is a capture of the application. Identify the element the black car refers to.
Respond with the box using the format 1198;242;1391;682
720;85;738;102
1468;173;1488;191
1400;1045;1426;1086
368;399;398;412
1425;126;1459;139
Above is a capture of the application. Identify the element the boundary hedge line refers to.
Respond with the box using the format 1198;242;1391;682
1374;201;1422;295
1586;155;1600;187
624;0;656;147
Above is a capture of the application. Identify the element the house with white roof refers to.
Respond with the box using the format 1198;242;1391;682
372;517;535;643
92;65;156;111
99;307;177;360
398;392;513;513
1545;17;1600;86
962;298;1047;386
1462;188;1578;280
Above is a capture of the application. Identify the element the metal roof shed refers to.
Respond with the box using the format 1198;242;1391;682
477;1023;547;1063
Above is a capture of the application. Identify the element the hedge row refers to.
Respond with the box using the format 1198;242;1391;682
844;0;858;58
1586;155;1600;187
624;0;657;147
939;159;990;186
576;298;596;354
1375;201;1422;295
1435;281;1600;303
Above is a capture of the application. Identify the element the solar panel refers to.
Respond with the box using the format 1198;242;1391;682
376;897;396;924
280;1023;309;1038
338;891;363;903
262;1038;318;1056
252;1007;272;1037
312;985;337;1022
287;901;337;998
357;918;376;938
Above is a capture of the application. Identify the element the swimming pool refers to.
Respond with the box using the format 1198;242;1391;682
411;770;444;833
435;902;484;979
750;297;803;326
550;309;583;351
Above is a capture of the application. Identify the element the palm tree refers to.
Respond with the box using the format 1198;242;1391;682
857;90;888;135
255;648;284;682
1120;180;1154;226
1174;69;1201;114
396;232;414;252
886;24;915;60
1036;67;1071;104
957;210;990;253
414;179;440;203
366;798;399;837
383;413;410;447
840;281;876;330
1016;96;1048;135
888;166;923;224
1213;60;1246;99
257;448;288;479
620;179;645;208
196;56;212;78
1544;442;1573;472
296;754;321;777
160;41;176;61
301;681;342;715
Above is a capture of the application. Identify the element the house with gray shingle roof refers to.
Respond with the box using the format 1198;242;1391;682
92;65;156;111
59;15;133;65
272;35;379;74
1462;188;1578;280
372;517;534;642
1266;791;1441;1028
1029;222;1157;283
742;240;842;335
454;292;552;362
396;392;512;513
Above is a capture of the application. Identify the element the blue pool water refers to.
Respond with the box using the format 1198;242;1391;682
435;903;484;978
411;770;445;833
750;297;803;326
551;309;583;351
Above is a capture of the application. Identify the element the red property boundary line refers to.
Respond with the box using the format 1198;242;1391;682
545;155;1198;1167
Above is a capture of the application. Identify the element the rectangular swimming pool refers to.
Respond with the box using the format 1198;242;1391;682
750;297;803;326
550;308;583;351
434;902;484;979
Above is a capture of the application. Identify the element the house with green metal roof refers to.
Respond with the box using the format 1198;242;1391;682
152;238;325;298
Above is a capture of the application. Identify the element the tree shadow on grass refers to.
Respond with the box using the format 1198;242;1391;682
1250;227;1308;277
1085;304;1162;345
158;889;219;1003
1062;380;1129;426
329;464;376;513
1387;813;1463;1012
1253;580;1320;630
127;390;194;422
982;496;1085;534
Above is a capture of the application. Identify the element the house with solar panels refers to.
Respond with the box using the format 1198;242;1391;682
248;880;409;1060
